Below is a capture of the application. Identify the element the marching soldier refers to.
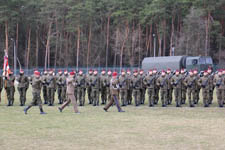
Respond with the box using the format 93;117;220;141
213;70;224;107
106;70;112;103
131;70;141;106
91;70;100;106
119;70;128;106
61;70;68;103
153;68;160;105
157;70;168;107
207;67;214;104
58;71;80;114
46;70;57;106
193;69;201;104
56;70;64;104
42;70;48;104
166;69;173;105
184;70;197;107
180;69;187;104
76;70;86;106
171;70;182;107
100;69;107;105
86;69;93;104
103;71;125;112
198;70;210;107
139;69;146;105
126;69;133;105
5;69;15;106
24;71;46;114
143;70;155;107
17;69;29;106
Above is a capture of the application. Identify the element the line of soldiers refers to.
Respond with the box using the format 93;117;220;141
1;67;225;108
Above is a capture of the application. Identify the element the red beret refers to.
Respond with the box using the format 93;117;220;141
112;71;117;77
70;72;75;75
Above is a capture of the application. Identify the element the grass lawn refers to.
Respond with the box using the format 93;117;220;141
0;88;225;150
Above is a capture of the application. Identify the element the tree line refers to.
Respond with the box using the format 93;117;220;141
0;0;224;70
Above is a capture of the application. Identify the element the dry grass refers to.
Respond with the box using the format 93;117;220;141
0;89;225;150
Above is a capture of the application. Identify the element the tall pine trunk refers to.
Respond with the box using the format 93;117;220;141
5;21;8;53
45;21;52;70
26;26;31;70
87;24;92;69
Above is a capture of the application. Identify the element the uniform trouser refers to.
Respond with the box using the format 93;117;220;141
101;88;107;104
87;86;92;104
181;88;187;104
209;88;214;104
104;94;122;111
42;86;48;104
160;89;167;106
0;88;2;102
174;88;182;106
196;88;200;103
120;89;128;106
216;89;224;107
147;88;155;106
26;92;43;112
77;87;85;106
60;94;79;113
167;88;173;104
74;88;78;102
47;88;55;105
202;88;210;106
133;89;141;106
127;89;133;104
154;87;160;104
18;87;27;105
91;88;99;106
187;88;195;106
57;87;63;104
61;87;67;102
140;88;146;104
6;87;15;106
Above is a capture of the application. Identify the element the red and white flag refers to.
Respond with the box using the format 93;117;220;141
3;50;10;77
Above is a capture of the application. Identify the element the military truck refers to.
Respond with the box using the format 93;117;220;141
142;56;213;72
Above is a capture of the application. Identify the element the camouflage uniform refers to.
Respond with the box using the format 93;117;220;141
166;73;174;105
184;74;198;107
171;74;182;107
154;72;160;104
17;73;29;106
76;73;86;106
91;73;100;106
131;74;141;106
24;73;46;114
143;73;155;107
5;74;15;106
208;73;214;104
181;72;187;104
86;72;93;104
157;74;168;107
56;72;64;104
139;73;146;104
119;74;128;106
46;73;57;106
198;74;210;107
100;73;108;105
193;72;201;104
126;73;133;105
41;73;48;104
213;73;224;107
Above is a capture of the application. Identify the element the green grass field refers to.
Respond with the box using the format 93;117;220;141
1;88;225;150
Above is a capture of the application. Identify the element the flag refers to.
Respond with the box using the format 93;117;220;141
3;50;10;77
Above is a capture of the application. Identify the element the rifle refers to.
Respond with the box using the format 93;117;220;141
133;78;140;89
119;78;127;88
188;77;197;88
91;77;98;87
160;77;167;87
147;76;155;86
